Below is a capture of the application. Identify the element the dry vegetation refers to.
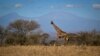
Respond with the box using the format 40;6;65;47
0;19;100;56
0;45;100;56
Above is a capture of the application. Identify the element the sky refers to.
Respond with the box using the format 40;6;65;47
0;0;100;20
0;0;100;33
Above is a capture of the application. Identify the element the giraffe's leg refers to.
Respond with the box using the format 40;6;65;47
63;38;67;45
67;38;69;44
64;37;69;45
57;37;59;41
56;37;60;45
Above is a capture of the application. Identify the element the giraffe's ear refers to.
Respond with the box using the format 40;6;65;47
51;21;54;24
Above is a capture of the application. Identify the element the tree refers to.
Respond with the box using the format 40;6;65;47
26;34;41;45
0;26;9;46
8;19;39;34
41;33;49;45
0;25;3;37
49;40;56;45
6;19;40;45
0;25;4;45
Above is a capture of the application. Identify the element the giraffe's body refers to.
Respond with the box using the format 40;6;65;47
51;21;69;41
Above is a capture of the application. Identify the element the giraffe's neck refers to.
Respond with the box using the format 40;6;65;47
51;21;64;33
51;21;68;41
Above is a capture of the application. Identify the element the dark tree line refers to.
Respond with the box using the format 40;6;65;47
0;19;100;46
49;30;100;46
0;19;49;46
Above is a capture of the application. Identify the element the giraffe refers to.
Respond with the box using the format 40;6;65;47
51;21;69;42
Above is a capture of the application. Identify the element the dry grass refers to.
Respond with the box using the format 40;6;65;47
0;45;100;56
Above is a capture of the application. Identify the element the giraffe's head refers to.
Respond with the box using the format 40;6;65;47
51;21;54;24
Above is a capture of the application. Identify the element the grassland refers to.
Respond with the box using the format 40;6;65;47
0;45;100;56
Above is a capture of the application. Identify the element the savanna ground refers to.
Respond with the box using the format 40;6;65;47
0;45;100;56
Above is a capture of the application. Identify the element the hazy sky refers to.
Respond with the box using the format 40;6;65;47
0;0;100;33
0;0;100;20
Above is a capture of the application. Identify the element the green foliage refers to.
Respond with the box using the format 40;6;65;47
49;30;100;46
41;33;49;45
0;26;4;45
49;40;56;45
68;30;100;46
0;19;50;46
0;19;100;46
26;34;41;45
0;19;42;45
8;19;40;33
